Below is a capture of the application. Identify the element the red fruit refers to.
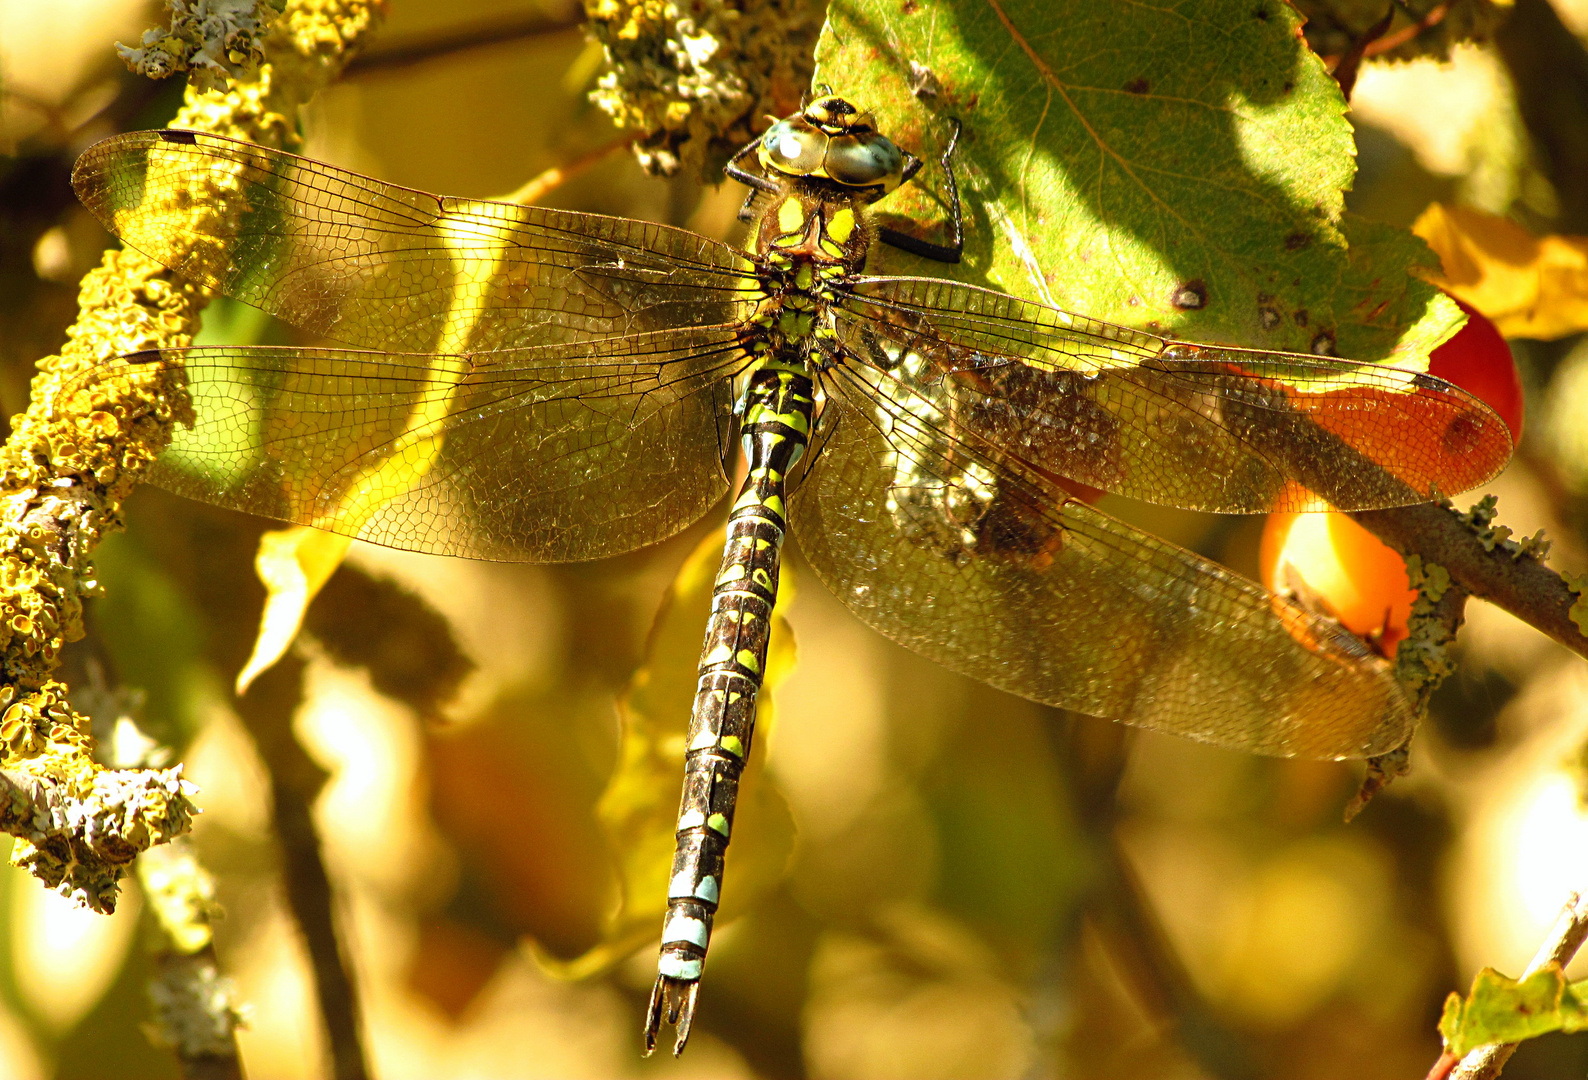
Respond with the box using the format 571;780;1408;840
1428;298;1524;445
1259;297;1521;658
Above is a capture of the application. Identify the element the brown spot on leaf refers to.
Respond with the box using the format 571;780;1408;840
1125;77;1150;95
1310;330;1336;356
1284;232;1311;251
1259;305;1281;330
1171;280;1207;310
1292;309;1309;327
901;0;919;12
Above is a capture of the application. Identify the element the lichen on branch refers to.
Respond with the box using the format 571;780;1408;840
118;0;289;93
584;0;823;179
0;0;382;909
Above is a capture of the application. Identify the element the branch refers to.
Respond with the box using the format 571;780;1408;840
236;654;369;1080
1431;892;1588;1080
0;762;194;912
344;8;583;76
1048;717;1261;1080
0;0;381;906
1352;499;1588;662
1347;559;1471;818
141;839;245;1080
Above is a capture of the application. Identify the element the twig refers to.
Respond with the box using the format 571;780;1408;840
1352;503;1588;662
1432;892;1588;1080
1330;5;1397;101
235;655;369;1080
141;839;244;1080
0;762;193;910
494;134;635;205
1091;835;1262;1080
1494;0;1588;232
345;8;583;76
1318;3;1451;66
80;656;248;1079
1047;716;1260;1080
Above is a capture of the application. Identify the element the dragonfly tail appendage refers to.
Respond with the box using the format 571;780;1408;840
644;365;813;1055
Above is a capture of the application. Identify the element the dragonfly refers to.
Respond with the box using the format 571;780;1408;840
70;93;1510;1055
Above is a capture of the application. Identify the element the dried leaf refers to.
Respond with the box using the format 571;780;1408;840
235;525;350;694
1414;203;1588;340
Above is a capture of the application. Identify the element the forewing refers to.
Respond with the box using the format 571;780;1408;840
72;130;759;353
76;328;745;562
837;276;1511;513
791;362;1415;759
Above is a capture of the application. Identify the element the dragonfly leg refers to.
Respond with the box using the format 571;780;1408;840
878;117;963;263
644;365;814;1055
725;133;779;222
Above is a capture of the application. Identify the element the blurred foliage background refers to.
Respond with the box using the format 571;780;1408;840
5;0;1588;1077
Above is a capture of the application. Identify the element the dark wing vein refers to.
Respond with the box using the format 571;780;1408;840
789;359;1414;759
837;276;1511;513
72;129;761;354
74;327;748;562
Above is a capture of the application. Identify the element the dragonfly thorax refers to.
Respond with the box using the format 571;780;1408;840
746;189;870;356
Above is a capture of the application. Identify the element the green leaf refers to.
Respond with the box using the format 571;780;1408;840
535;523;798;979
814;0;1460;365
1439;964;1588;1057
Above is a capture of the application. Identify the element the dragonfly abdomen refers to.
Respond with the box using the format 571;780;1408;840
645;364;813;1055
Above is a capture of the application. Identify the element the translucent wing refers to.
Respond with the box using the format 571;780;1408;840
791;361;1414;759
72;129;759;353
837;277;1511;514
75;328;746;561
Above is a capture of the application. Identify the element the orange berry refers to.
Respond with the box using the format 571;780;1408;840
1260;511;1417;657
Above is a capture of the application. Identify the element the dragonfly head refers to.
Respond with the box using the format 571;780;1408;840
758;95;908;195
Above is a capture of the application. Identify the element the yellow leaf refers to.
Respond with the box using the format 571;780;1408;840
1413;202;1588;339
534;523;798;980
235;526;351;694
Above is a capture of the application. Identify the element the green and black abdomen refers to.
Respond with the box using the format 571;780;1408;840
646;363;814;1053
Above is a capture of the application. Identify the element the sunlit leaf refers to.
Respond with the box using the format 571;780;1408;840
534;524;798;979
1439;964;1588;1057
817;0;1459;365
1415;202;1588;340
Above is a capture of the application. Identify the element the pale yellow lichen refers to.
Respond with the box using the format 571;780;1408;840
146;954;248;1058
118;0;288;93
1392;554;1459;705
1562;569;1588;638
584;0;823;179
140;837;222;954
0;0;382;907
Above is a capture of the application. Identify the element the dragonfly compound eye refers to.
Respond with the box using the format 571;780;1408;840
759;118;828;177
824;132;905;188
